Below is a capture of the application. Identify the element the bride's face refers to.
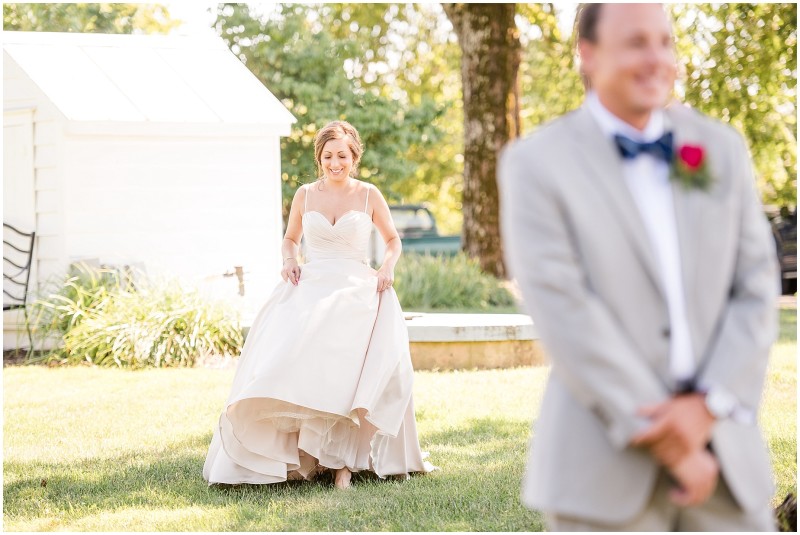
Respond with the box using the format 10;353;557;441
320;138;354;181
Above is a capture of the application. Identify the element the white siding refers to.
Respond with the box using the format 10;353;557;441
3;58;43;350
60;133;283;305
3;110;35;349
3;111;35;227
32;116;67;290
4;53;69;291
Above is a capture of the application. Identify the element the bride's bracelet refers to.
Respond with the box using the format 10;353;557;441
283;257;297;264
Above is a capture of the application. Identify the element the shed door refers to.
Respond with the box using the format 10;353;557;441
3;109;36;349
4;109;35;230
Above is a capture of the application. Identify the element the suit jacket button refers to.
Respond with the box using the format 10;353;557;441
662;327;671;338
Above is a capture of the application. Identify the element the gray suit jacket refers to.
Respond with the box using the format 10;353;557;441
498;102;779;524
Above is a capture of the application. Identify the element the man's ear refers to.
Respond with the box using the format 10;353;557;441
577;38;596;83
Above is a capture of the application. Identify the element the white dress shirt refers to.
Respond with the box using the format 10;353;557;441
585;91;696;383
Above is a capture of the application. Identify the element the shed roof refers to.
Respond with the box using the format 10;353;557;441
3;31;296;129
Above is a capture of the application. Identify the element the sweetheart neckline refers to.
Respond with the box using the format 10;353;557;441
303;210;370;227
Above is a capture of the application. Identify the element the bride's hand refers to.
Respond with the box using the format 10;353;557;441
376;268;394;292
282;259;301;286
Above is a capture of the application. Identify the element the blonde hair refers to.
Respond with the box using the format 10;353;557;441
313;120;364;179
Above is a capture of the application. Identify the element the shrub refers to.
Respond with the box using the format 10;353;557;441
394;252;515;310
29;263;126;337
28;263;242;368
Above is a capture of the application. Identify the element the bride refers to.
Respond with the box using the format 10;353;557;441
203;120;435;489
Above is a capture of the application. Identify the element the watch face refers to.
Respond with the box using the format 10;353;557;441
708;389;736;418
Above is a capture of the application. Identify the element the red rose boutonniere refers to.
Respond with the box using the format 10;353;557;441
671;144;713;191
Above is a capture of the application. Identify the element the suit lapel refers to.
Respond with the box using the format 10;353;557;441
567;106;666;300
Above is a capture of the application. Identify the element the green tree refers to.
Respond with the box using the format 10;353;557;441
443;3;521;278
326;4;465;236
440;3;580;275
319;3;572;242
516;3;583;132
3;3;178;33
671;3;797;208
214;3;443;220
517;3;797;210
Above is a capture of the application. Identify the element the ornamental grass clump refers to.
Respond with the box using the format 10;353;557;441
394;252;516;310
28;263;242;368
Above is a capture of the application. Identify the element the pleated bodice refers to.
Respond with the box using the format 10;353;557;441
302;210;372;264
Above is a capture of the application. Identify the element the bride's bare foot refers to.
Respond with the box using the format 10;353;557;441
334;467;352;490
286;470;304;481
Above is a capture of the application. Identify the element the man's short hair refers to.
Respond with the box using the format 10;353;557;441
576;3;603;44
575;3;604;89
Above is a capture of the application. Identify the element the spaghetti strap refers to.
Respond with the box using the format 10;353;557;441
364;185;370;213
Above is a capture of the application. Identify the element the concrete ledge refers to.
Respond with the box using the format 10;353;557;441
409;340;546;371
404;312;537;342
241;311;545;371
403;312;543;370
404;312;543;370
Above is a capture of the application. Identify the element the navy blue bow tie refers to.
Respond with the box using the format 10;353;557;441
614;132;674;163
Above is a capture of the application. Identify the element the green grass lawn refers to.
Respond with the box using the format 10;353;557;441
3;309;795;531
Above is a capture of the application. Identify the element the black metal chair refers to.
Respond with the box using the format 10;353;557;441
3;223;36;354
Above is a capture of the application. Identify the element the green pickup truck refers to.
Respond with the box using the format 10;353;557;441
369;204;461;264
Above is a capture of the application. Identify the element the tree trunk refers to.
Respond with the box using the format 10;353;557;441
443;3;521;278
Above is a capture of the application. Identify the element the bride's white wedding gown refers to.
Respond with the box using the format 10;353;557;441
203;185;435;484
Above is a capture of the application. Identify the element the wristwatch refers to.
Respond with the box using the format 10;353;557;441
703;387;738;420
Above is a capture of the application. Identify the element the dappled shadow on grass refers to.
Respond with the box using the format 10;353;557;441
5;432;339;506
4;419;544;531
5;433;324;529
407;417;543;531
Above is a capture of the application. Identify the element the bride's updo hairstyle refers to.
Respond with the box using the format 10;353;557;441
313;120;364;179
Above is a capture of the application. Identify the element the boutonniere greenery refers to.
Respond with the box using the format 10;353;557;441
670;144;713;191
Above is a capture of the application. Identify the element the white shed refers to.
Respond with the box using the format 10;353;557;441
3;31;296;349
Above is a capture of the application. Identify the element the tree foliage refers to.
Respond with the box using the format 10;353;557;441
324;4;464;234
517;3;797;209
214;3;445;220
3;3;178;34
516;3;583;131
671;3;797;208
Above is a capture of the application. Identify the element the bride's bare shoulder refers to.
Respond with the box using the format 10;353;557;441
357;180;384;197
290;181;316;208
296;180;322;196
